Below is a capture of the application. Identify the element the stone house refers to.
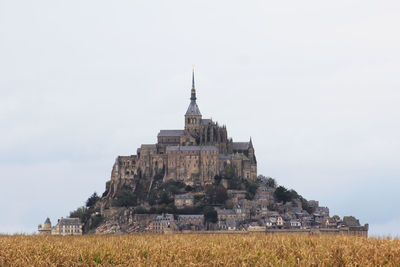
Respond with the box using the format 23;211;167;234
219;218;237;231
290;219;301;229
177;215;204;230
217;209;236;221
174;195;194;208
276;216;284;228
150;214;177;233
51;218;82;236
265;219;275;228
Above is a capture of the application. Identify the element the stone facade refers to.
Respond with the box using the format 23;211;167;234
174;194;194;207
105;72;257;200
38;217;82;236
38;218;52;235
51;218;82;236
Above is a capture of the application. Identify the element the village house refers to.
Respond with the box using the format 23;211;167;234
276;216;284;228
247;222;265;232
217;209;236;221
219;218;237;231
174;195;194;208
150;214;177;233
265;219;275;228
177;215;204;231
290;219;301;229
51;218;82;236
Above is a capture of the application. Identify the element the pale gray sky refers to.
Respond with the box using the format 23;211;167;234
1;0;399;236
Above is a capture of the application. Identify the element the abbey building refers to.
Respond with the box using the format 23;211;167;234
106;72;257;198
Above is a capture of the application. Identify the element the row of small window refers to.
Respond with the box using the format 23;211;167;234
62;229;80;233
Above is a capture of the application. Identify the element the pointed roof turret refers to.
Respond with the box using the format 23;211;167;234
185;69;202;116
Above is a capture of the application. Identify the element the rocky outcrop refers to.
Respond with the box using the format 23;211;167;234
96;207;156;234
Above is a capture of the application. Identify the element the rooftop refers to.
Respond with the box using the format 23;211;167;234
185;101;202;116
232;142;250;150
158;130;185;137
58;218;81;226
167;146;218;152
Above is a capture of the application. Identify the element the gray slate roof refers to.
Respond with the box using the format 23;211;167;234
219;154;233;159
232;142;250;150
178;215;204;219
166;145;218;151
185;101;202;116
154;214;174;221
217;209;235;215
45;218;51;224
175;195;194;199
201;119;211;125
158;130;185;137
59;218;81;226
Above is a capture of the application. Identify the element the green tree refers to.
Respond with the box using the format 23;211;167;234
86;192;100;208
205;185;228;205
245;182;258;200
274;186;293;203
203;206;218;224
90;214;104;230
112;186;137;207
69;206;91;224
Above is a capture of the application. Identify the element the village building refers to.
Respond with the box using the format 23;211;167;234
37;218;52;235
174;195;194;208
177;215;204;231
51;218;82;236
150;214;177;233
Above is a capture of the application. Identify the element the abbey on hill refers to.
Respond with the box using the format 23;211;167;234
105;71;257;200
54;71;367;236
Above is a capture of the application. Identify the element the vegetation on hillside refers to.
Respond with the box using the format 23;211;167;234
68;167;318;233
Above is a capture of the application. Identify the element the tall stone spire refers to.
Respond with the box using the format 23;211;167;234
185;68;201;116
190;68;196;101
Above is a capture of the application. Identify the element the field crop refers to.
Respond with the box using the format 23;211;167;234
0;234;399;266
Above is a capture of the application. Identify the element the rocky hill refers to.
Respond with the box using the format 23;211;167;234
68;171;368;235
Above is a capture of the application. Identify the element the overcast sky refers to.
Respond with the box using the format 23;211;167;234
1;0;399;236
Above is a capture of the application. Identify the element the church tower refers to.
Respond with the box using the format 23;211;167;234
185;70;202;135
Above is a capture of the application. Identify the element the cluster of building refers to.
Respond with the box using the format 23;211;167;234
149;185;368;236
38;217;82;236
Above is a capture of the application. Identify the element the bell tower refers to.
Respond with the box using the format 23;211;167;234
185;70;202;134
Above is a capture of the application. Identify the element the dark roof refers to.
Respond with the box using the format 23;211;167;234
185;101;202;116
44;218;51;224
158;130;185;137
166;146;218;152
217;209;235;215
59;218;81;226
342;216;360;227
232;142;250;150
219;154;233;159
175;195;194;199
201;119;211;125
154;214;174;221
178;215;204;219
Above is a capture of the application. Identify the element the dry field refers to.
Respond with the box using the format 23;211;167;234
0;234;399;266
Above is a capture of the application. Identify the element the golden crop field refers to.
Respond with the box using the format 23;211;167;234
0;234;399;266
